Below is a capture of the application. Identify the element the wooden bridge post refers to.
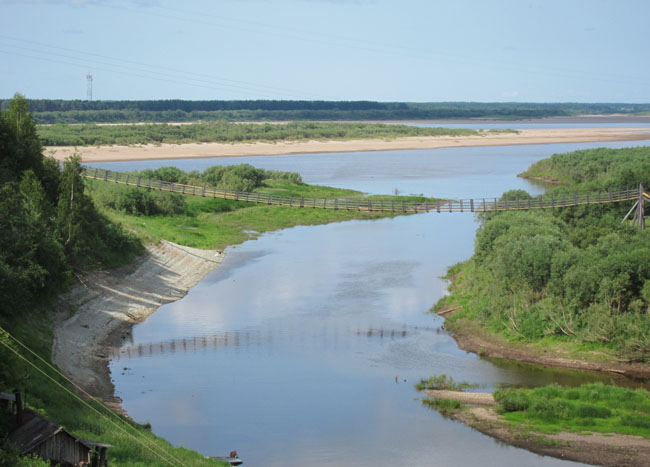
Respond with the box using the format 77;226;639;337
638;183;645;229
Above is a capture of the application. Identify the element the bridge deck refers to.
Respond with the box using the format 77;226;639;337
84;167;645;214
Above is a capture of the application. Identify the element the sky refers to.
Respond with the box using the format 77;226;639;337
0;0;649;102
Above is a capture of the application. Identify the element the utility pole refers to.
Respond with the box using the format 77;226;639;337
86;73;93;101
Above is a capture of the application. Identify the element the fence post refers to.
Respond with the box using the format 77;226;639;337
470;199;474;212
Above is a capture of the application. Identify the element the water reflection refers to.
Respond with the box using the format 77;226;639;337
99;141;650;466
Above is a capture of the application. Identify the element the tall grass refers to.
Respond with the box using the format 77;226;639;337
495;383;650;437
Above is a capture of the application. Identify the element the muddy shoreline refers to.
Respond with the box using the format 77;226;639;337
52;241;223;408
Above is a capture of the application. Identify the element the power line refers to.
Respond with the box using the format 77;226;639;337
0;326;187;467
0;34;331;100
98;3;650;88
0;48;289;100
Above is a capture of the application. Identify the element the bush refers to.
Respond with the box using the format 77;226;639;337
529;398;574;422
495;389;530;412
575;404;611;419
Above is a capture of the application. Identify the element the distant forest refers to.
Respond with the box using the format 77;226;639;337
2;99;649;123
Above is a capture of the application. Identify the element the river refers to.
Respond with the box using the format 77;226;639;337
92;140;647;466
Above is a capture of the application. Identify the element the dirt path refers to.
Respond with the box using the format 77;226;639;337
424;390;650;466
45;127;650;163
52;241;223;404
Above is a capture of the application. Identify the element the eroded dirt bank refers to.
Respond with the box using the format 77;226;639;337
52;240;222;404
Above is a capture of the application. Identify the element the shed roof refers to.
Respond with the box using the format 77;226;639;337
8;409;93;455
0;392;16;402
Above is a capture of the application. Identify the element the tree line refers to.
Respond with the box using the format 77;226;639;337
4;100;650;123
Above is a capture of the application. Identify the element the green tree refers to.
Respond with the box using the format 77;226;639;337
0;93;43;183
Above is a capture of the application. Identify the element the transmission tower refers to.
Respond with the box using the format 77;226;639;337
86;73;93;101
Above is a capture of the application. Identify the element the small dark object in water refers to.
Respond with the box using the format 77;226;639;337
211;451;243;466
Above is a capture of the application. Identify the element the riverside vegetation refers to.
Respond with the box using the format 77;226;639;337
0;94;419;465
494;382;650;438
435;145;650;364
37;121;483;147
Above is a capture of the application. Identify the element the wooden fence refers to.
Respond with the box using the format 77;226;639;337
83;167;644;214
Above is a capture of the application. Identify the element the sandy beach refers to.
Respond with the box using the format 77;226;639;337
45;127;650;163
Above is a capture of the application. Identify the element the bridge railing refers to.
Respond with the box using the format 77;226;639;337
83;167;642;213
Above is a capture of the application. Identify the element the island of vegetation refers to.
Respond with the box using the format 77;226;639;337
0;94;421;465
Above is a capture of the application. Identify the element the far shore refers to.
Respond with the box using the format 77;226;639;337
45;127;650;163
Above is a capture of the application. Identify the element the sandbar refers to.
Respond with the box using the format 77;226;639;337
45;127;650;163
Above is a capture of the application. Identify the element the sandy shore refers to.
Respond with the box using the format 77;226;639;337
45;127;650;163
52;241;223;404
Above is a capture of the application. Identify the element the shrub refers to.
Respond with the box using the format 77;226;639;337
575;404;611;419
495;389;530;412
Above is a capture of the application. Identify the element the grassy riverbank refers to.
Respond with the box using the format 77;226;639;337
37;121;485;146
85;164;429;249
494;383;650;438
418;380;650;466
435;145;650;370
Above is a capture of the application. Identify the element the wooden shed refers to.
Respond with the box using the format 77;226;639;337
9;408;94;466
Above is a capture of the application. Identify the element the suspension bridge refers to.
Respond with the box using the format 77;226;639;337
84;167;648;227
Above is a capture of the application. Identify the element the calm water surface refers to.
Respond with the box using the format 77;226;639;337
103;140;648;466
